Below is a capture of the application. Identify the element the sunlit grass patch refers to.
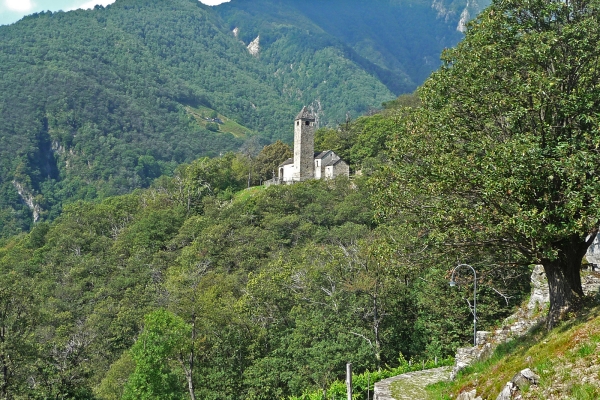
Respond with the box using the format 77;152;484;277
185;106;254;137
231;186;265;203
427;303;600;399
569;383;600;400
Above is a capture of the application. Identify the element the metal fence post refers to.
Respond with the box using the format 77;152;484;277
346;363;352;400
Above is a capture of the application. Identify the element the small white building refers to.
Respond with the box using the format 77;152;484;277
273;107;349;184
315;150;350;180
586;233;600;270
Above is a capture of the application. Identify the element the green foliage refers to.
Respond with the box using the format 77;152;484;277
205;122;220;132
95;351;135;400
1;0;473;235
122;309;190;400
289;356;454;400
373;0;600;325
382;93;422;110
0;158;523;398
218;0;482;93
0;0;489;236
254;140;293;181
314;112;400;171
0;269;39;397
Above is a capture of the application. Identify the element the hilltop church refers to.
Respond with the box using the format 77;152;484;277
272;107;349;185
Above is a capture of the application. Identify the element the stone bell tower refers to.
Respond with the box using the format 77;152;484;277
293;106;316;181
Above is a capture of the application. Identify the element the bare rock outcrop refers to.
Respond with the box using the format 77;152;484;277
527;265;550;316
247;36;260;56
495;368;540;400
13;180;42;222
456;389;481;400
373;366;451;400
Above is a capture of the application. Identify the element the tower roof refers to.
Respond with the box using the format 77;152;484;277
295;106;315;121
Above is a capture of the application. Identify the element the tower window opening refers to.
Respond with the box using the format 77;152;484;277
305;121;310;126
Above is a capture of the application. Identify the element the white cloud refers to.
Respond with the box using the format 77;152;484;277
199;0;230;5
69;0;114;11
4;0;35;12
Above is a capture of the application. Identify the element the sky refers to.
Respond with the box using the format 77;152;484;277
0;0;230;26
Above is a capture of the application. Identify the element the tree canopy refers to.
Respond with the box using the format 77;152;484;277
0;150;526;397
374;0;600;326
0;0;398;237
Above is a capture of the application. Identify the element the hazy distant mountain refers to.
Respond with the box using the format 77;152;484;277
217;0;490;91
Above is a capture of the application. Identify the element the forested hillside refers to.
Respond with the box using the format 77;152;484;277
2;0;599;398
0;0;486;237
0;128;527;397
217;0;487;93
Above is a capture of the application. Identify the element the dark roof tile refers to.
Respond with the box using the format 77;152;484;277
315;150;331;159
279;158;294;167
295;106;315;121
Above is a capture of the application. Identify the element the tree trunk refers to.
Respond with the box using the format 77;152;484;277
372;296;382;371
0;325;9;400
185;366;196;400
180;319;196;400
186;320;197;400
541;234;593;329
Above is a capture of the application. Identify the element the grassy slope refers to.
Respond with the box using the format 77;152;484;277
428;301;600;399
185;106;255;138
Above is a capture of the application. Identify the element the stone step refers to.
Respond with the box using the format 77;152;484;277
373;366;451;400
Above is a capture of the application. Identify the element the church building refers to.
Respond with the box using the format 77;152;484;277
275;107;349;184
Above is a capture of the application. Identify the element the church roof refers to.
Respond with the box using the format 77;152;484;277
314;150;331;159
279;158;294;167
325;158;347;167
295;106;315;121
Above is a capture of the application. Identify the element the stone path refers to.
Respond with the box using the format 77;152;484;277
373;366;451;400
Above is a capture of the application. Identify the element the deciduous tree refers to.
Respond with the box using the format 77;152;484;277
375;0;600;327
122;309;189;400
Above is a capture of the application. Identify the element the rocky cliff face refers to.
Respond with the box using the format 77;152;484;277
585;233;600;266
13;181;41;222
431;0;491;32
455;0;489;32
247;35;260;56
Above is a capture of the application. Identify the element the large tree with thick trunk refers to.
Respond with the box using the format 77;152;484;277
374;0;600;328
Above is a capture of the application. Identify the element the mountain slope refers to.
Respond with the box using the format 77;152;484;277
0;0;389;235
216;0;491;93
0;0;489;235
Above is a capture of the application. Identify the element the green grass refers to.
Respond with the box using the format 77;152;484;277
185;106;254;137
570;383;600;400
233;186;266;202
574;342;595;358
427;302;600;399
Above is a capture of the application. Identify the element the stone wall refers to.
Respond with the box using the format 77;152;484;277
450;265;549;380
452;266;600;399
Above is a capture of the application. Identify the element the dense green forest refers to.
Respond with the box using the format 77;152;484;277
0;0;486;237
7;0;600;398
0;124;528;397
217;0;480;92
